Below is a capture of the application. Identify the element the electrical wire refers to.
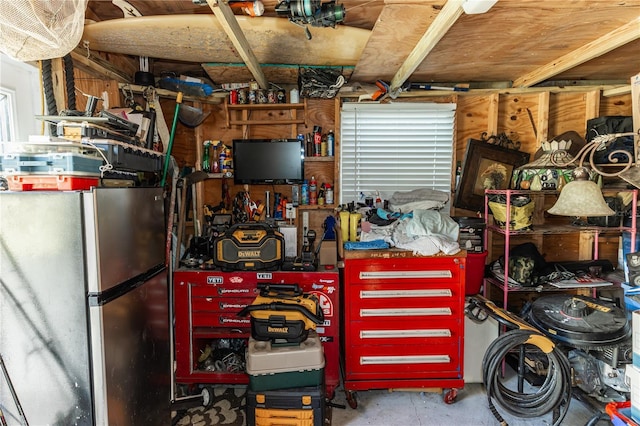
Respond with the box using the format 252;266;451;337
482;329;572;426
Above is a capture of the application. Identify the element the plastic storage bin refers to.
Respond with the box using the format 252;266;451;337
246;331;325;391
465;251;488;295
247;385;325;426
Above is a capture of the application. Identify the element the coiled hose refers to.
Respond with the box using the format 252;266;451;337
482;329;572;426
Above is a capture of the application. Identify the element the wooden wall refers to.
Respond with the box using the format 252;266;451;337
70;71;634;266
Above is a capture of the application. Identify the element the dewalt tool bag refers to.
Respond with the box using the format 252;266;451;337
213;223;284;271
238;283;324;343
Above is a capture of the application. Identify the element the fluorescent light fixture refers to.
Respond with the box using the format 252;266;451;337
462;0;499;14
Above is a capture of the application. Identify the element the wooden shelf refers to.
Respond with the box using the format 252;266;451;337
224;98;308;131
298;204;337;210
305;156;335;162
487;223;635;235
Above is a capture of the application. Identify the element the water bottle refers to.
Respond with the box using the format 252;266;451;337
202;140;211;172
327;130;335;157
301;180;309;205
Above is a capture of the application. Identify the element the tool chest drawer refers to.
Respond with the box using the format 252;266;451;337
344;257;462;286
346;318;461;346
344;342;461;379
341;251;466;401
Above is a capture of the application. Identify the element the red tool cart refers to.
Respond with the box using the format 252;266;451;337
341;250;466;408
173;269;340;398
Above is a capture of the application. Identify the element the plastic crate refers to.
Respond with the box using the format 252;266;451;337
7;175;99;191
1;152;103;175
246;331;325;391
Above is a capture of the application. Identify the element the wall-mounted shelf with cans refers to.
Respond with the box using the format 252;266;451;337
223;99;308;137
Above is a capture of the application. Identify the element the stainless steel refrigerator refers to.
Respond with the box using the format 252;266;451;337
0;187;170;425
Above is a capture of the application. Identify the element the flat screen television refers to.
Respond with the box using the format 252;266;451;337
233;138;304;184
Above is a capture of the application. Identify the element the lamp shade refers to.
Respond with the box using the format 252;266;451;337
547;180;615;217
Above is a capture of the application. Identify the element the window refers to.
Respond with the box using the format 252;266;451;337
0;53;42;152
340;102;456;205
0;88;16;144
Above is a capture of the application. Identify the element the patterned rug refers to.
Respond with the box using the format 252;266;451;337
172;387;331;426
174;387;247;426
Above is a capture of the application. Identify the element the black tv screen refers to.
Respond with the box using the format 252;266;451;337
233;139;304;184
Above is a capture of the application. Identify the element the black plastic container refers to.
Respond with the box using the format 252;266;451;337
453;217;485;253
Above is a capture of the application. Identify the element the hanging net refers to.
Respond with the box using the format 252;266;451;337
0;0;88;61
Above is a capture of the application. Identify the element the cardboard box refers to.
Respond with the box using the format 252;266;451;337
626;363;640;422
319;240;337;266
633;310;640;367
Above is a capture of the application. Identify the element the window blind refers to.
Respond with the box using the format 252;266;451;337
340;102;456;204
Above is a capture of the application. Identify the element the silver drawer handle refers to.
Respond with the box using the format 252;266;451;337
360;329;451;338
360;307;451;317
360;289;452;298
360;355;450;365
359;270;452;279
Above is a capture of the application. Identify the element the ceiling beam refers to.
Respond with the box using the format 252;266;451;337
206;0;268;89
70;47;132;83
388;0;464;94
513;16;640;88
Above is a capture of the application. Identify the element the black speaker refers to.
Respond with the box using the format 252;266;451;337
626;251;640;286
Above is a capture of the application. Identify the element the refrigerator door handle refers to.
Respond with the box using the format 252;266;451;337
88;263;166;306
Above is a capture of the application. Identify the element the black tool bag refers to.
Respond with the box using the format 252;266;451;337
586;116;634;164
238;283;324;343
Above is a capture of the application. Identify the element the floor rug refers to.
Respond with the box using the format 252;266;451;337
173;387;247;426
172;387;332;426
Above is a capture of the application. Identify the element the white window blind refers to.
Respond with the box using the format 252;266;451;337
340;102;456;204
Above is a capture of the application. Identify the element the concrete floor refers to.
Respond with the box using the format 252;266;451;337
329;376;600;426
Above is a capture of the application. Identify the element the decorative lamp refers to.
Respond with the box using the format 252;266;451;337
547;167;615;216
548;131;638;217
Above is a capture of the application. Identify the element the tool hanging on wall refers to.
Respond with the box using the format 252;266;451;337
275;0;345;39
161;92;183;187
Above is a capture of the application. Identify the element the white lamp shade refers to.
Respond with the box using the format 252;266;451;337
547;180;615;217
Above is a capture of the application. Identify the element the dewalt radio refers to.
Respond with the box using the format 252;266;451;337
238;283;324;343
213;223;284;271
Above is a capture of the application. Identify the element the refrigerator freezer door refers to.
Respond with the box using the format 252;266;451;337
84;187;165;293
0;192;94;425
90;270;170;425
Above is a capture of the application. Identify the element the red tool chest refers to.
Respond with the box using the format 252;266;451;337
341;251;466;407
173;269;340;398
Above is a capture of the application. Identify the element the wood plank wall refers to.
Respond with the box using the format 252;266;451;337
70;71;633;265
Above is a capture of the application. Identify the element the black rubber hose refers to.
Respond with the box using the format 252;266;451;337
585;412;611;426
482;329;572;426
63;53;76;111
41;59;57;136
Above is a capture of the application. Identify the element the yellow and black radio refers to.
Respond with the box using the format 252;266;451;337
238;283;324;343
213;223;284;271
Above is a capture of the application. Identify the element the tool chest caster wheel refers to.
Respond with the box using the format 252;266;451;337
345;390;358;409
201;386;215;409
443;388;458;404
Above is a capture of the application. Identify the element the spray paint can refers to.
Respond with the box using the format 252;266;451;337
327;130;335;157
325;183;334;205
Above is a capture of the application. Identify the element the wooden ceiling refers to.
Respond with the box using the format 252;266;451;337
81;0;640;92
